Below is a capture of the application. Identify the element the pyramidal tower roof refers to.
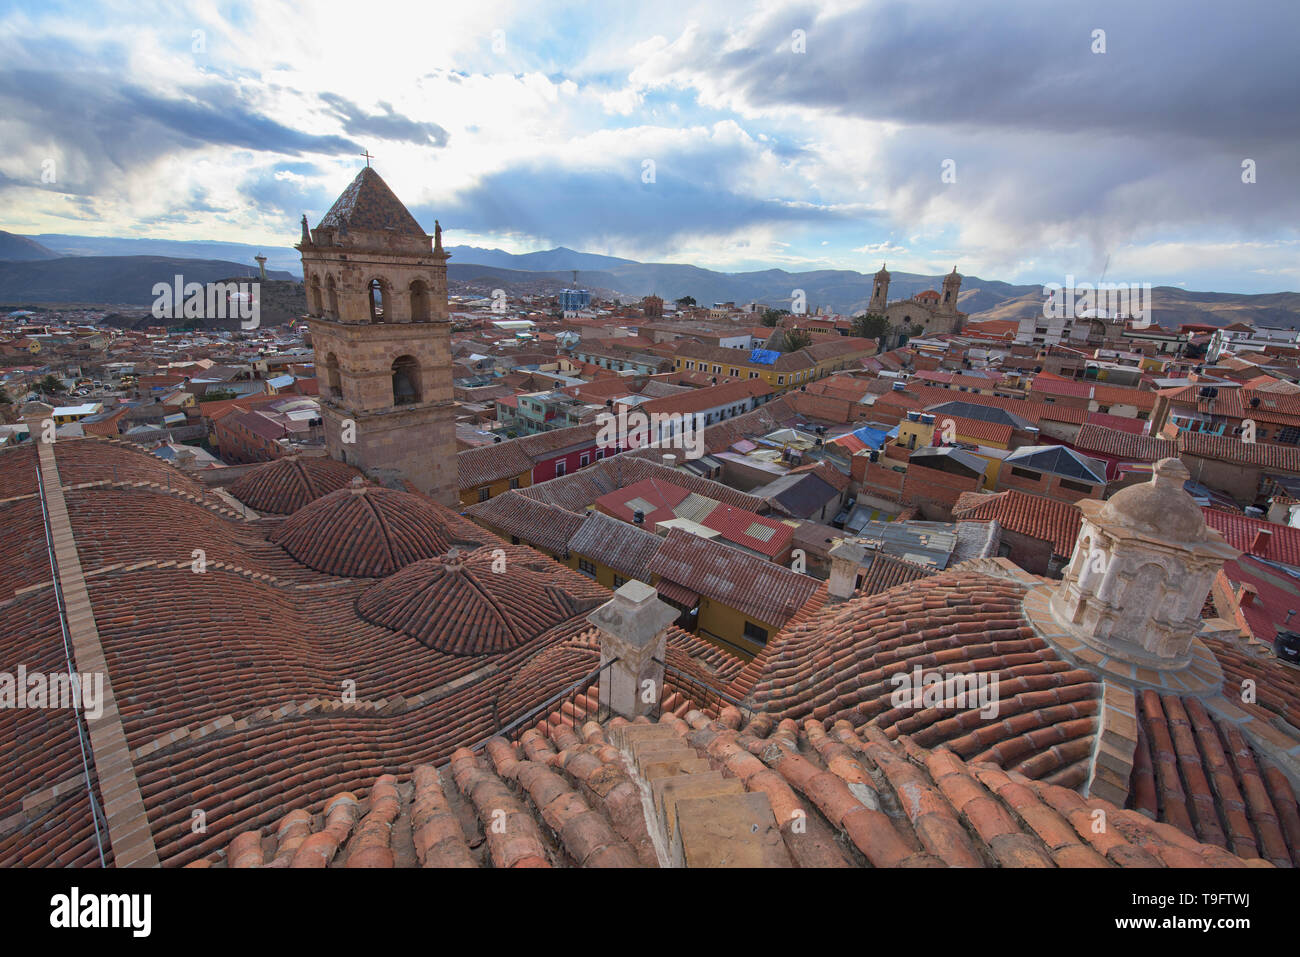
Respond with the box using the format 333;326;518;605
317;167;426;237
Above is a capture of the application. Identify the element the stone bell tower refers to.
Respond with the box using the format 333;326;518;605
1049;458;1238;668
868;263;890;315
941;267;961;317
297;167;457;504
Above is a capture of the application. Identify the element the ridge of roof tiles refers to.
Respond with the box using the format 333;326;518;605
356;546;609;655
1073;424;1178;462
1180;431;1300;472
227;456;363;515
199;707;1263;869
271;484;489;577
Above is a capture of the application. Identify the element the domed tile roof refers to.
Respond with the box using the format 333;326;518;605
356;547;609;654
227;455;362;515
271;483;469;577
746;569;1102;785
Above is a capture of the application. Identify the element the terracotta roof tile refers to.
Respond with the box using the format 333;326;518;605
356;546;608;654
953;490;1082;555
1180;431;1300;472
1073;424;1177;462
272;485;489;577
647;527;821;627
227;456;363;515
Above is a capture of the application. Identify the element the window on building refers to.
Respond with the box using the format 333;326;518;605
509;477;520;489
1060;479;1093;493
1010;466;1041;481
778;375;785;385
743;621;769;645
578;558;597;578
554;460;566;476
579;452;590;467
613;574;628;588
478;486;491;502
595;449;606;460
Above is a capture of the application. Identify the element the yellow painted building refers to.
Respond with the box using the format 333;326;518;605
686;592;783;659
671;338;875;392
894;414;1009;490
458;471;531;507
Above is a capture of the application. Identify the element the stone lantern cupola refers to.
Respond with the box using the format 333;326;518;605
1049;457;1238;668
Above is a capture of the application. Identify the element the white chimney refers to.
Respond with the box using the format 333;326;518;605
587;581;678;719
826;539;870;601
662;453;677;468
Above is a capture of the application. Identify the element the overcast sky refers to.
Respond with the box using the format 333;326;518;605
1;0;1296;291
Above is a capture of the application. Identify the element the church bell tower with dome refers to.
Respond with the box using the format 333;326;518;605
297;167;457;505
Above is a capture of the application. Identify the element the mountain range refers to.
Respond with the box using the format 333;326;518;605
3;230;1299;329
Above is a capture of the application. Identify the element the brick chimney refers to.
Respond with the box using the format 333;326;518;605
587;581;678;719
1250;527;1273;556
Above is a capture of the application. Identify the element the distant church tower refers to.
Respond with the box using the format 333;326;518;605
298;167;457;504
868;263;890;315
941;267;962;317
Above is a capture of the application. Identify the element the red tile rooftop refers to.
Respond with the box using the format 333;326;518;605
5;435;1300;869
953;489;1083;555
199;706;1262;870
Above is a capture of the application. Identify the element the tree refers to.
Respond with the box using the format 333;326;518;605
675;296;696;308
780;328;814;353
761;308;786;328
851;312;891;341
38;374;63;396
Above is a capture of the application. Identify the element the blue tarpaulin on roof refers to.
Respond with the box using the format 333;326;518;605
749;348;780;365
852;426;889;450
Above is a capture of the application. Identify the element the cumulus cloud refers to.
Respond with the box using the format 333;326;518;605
0;0;1294;290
